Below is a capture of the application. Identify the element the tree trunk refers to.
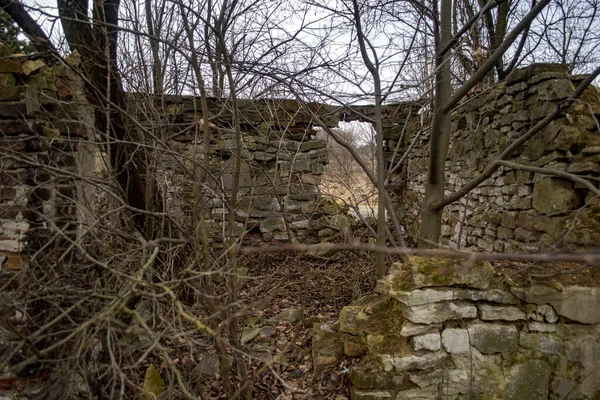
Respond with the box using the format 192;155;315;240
57;0;162;238
419;0;453;248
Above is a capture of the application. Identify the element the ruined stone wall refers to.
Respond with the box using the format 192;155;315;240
0;52;95;275
314;258;600;399
390;64;600;251
131;95;346;245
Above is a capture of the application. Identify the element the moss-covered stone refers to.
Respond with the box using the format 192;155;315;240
502;359;551;400
533;178;581;215
141;364;165;400
410;256;494;289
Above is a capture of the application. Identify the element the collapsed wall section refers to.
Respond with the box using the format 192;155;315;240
314;258;600;399
0;52;95;276
389;64;600;251
132;95;346;245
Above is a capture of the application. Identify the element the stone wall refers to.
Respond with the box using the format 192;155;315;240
314;258;600;399
391;64;600;251
0;51;95;275
131;95;346;245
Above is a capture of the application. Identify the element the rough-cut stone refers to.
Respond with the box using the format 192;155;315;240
350;389;392;399
511;286;600;324
273;307;304;323
441;328;470;354
350;367;409;390
479;304;526;321
532;178;580;214
519;332;564;354
528;322;556;332
403;302;477;324
502;360;551;400
536;304;558;323
312;323;342;375
454;288;520;304
399;322;440;337
409;370;444;389
381;350;447;372
395;387;439;399
564;335;600;397
469;323;518;354
412;333;441;351
340;306;368;335
391;288;454;306
409;256;493;289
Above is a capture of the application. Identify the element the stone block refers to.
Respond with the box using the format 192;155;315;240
454;288;520;304
479;304;526;321
344;338;368;357
409;256;494;290
403;302;477;324
528;322;556;332
399;322;440;337
349;367;409;390
259;216;286;233
469;323;518;354
391;288;454;307
441;328;470;354
412;333;441;351
394;387;439;399
533;178;581;214
340;306;368;335
511;286;600;324
502;359;551;400
381;350;447;372
519;332;564;354
350;389;392;399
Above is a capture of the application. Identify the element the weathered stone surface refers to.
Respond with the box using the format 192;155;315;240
381;350;447;372
391;288;454;306
273;307;304;323
313;323;343;375
479;304;526;321
412;333;441;351
441;328;470;354
502;360;551;400
409;256;493;289
395;387;438;399
260;216;286;232
532;178;580;214
351;389;392;399
344;339;368;357
556;323;600;338
399;322;440;337
409;370;444;389
511;286;600;324
403;302;477;324
528;322;556;332
454;288;520;304
564;335;600;396
340;306;368;335
519;332;564;354
469;323;518;354
350;367;409;390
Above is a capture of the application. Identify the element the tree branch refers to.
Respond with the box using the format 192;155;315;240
442;0;551;113
0;0;56;53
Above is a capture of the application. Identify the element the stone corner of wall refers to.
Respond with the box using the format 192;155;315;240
313;256;600;399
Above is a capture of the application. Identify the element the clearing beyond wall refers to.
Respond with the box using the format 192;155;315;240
313;258;600;399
